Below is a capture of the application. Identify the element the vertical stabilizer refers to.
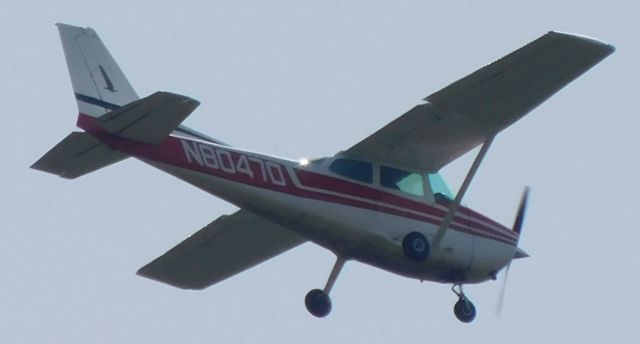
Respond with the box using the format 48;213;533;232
56;23;139;117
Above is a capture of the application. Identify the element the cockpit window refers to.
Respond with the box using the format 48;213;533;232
428;173;453;199
380;166;424;196
329;159;373;183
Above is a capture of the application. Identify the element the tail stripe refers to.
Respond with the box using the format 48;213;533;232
57;23;139;117
75;93;120;111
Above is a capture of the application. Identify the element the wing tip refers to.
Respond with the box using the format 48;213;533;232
136;267;210;290
547;30;615;56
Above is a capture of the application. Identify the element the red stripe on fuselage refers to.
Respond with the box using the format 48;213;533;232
76;113;518;246
294;169;518;244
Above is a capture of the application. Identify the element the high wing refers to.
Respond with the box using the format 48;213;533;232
344;31;614;172
137;209;306;290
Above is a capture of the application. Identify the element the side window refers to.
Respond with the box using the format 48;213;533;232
380;166;424;196
329;159;373;183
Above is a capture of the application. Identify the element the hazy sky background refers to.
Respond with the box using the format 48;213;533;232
2;1;638;343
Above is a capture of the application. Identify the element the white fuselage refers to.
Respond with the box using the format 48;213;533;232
93;124;519;285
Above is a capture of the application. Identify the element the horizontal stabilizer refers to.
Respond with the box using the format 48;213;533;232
137;209;306;290
31;132;127;179
97;91;200;144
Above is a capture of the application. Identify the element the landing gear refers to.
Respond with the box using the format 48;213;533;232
402;231;430;261
454;298;476;323
305;289;331;317
451;284;476;323
305;257;346;318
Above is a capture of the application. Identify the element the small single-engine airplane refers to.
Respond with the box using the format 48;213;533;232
33;24;613;323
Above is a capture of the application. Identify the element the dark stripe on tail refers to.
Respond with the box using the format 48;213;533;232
75;93;120;110
76;93;219;144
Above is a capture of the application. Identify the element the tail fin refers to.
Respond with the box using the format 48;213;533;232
33;24;206;179
32;23;135;178
57;23;138;117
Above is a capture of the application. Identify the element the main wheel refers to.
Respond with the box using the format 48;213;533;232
454;298;476;323
305;289;332;318
402;232;430;261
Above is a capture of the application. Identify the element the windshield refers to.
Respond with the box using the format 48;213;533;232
428;173;453;199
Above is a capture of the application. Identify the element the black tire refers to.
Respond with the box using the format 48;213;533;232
402;232;430;261
454;298;476;323
305;289;332;318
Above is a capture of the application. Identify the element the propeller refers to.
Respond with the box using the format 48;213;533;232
496;186;530;316
512;186;530;235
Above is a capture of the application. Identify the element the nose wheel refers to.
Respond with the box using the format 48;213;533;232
452;284;476;323
305;257;346;318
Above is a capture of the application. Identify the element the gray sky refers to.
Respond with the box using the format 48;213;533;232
2;1;638;343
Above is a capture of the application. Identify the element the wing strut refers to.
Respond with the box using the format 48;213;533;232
431;135;495;251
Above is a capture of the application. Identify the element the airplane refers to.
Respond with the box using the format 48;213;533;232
32;24;614;323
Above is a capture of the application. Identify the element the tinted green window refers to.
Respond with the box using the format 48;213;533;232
427;173;453;199
329;159;373;183
380;166;424;196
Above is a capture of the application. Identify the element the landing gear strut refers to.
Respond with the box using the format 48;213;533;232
305;256;346;318
452;284;476;323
